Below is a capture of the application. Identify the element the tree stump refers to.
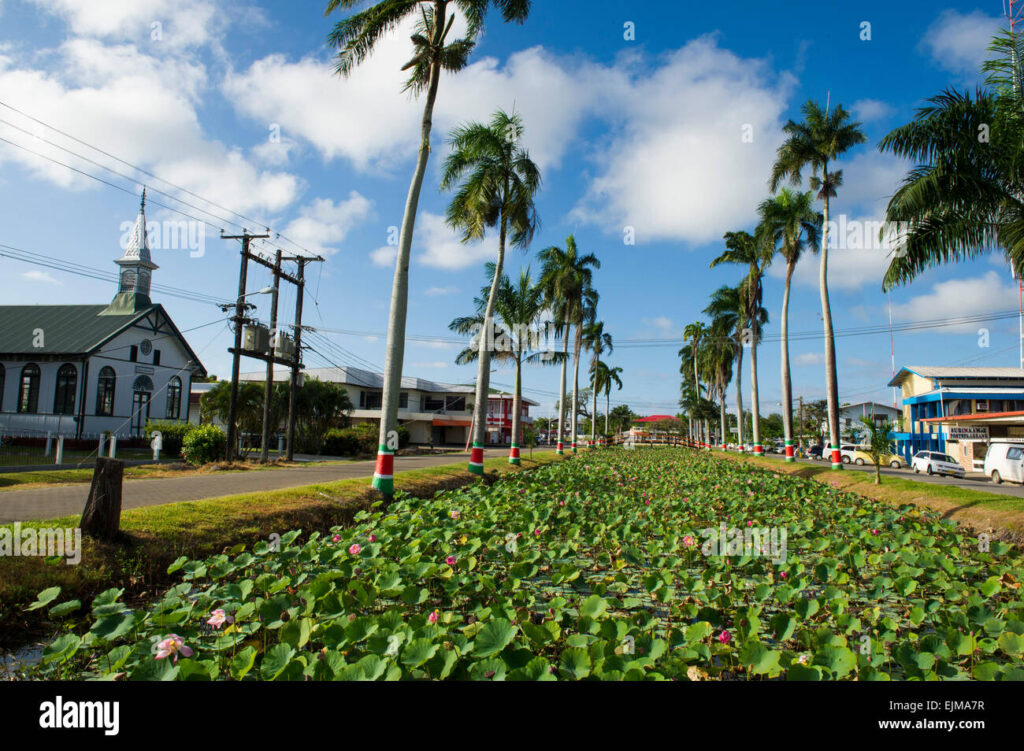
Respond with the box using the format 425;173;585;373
81;457;124;540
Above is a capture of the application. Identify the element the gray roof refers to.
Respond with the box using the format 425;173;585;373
890;366;1024;387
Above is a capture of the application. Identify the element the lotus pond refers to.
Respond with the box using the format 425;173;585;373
28;448;1024;680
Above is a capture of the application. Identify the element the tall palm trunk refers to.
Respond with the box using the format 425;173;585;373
590;359;598;448
820;175;841;469
750;331;762;454
734;342;744;449
781;261;795;461
556;329;568;454
509;351;522;465
719;384;727;450
605;390;610;435
373;11;446;498
571;326;582;453
692;347;702;447
469;220;507;474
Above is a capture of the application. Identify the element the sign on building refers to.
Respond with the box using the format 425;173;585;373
948;426;990;441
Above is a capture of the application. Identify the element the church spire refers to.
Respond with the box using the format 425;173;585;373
102;189;159;315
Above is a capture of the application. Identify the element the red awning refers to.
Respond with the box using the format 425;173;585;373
433;418;471;427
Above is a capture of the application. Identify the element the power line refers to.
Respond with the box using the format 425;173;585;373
0;98;315;257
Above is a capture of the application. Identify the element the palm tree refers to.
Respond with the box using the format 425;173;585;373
859;416;896;485
710;230;773;455
878;32;1024;286
757;189;822;462
325;0;532;496
582;320;613;448
682;321;708;448
704;285;766;452
441;109;541;474
705;322;734;450
450;264;549;465
770;99;866;469
538;235;600;456
594;361;623;437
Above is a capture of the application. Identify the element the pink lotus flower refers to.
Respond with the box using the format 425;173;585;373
332;534;341;543
746;520;753;527
348;543;361;555
533;529;541;536
683;535;696;548
717;630;732;645
368;534;377;543
428;610;439;624
155;634;193;663
871;529;879;536
644;499;650;505
450;510;460;520
206;609;232;629
446;555;456;566
779;571;787;579
559;500;565;507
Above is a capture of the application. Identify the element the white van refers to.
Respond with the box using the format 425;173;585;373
983;443;1024;484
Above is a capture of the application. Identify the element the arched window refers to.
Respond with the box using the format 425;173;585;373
0;363;5;411
166;376;182;419
96;366;116;416
54;363;77;415
17;363;40;413
133;375;154;392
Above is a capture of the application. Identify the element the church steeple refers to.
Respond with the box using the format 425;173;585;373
102;189;159;315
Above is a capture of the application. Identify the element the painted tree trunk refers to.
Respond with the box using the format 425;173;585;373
734;343;744;449
820;188;842;469
719;386;727;450
605;392;610;436
781;261;795;461
571;327;582;454
750;330;762;455
373;12;446;498
590;360;598;448
468;221;507;475
556;331;568;455
509;354;522;465
693;346;702;447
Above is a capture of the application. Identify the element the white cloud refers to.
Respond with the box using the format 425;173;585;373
0;38;300;214
21;270;61;284
920;9;1001;75
29;0;223;50
571;36;794;244
794;352;824;366
425;285;460;296
893;271;1019;334
852;98;895;123
836;151;909;214
369;245;397;268
410;361;449;369
279;193;374;257
643;316;675;335
415;212;498;270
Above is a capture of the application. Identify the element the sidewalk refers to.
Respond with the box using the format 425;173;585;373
0;448;530;523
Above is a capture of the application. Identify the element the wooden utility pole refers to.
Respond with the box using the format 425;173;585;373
286;259;306;461
222;230;269;462
260;249;282;463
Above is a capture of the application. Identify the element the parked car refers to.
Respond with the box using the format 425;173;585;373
850;449;904;469
839;444;864;464
983;442;1024;484
911;451;966;478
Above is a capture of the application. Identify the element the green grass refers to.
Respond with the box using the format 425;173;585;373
0;451;565;649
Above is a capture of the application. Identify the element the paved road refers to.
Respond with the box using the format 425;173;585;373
0;448;530;523
750;452;1024;499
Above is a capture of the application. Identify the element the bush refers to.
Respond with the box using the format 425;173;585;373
319;423;410;457
181;424;226;465
145;420;195;456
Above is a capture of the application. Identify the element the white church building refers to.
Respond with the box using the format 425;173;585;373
0;193;207;440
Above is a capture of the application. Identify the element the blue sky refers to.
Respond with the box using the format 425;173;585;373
0;0;1018;421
